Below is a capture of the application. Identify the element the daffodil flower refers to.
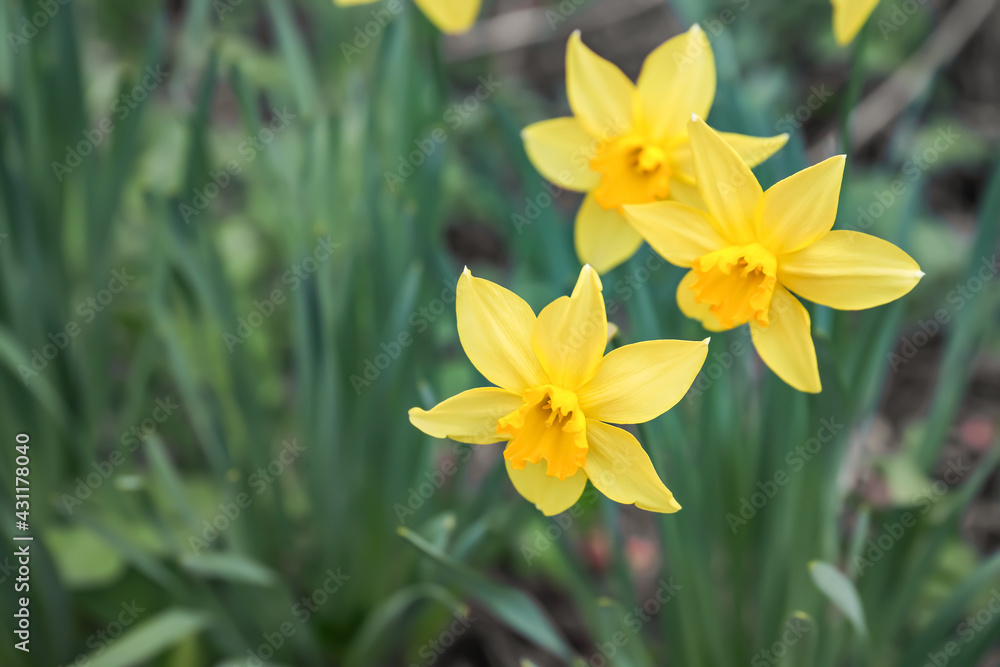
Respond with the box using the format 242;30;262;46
521;26;788;274
333;0;480;35
409;266;708;515
832;0;881;45
624;116;923;393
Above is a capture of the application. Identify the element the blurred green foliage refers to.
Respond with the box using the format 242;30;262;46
0;0;997;665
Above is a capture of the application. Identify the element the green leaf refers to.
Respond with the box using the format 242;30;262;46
45;526;124;588
344;583;466;667
179;552;278;587
899;550;1000;663
398;527;575;661
85;609;213;667
809;561;868;637
0;326;68;427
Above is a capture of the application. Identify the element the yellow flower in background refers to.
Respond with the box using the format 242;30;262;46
521;26;788;274
832;0;881;45
624;117;923;393
333;0;480;35
409;266;708;516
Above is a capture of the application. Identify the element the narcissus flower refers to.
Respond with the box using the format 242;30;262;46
624;117;923;393
409;266;708;515
832;0;881;45
333;0;480;35
521;26;788;274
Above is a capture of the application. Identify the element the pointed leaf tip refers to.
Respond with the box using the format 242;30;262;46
809;560;868;638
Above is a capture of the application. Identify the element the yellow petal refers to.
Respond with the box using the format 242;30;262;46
414;0;481;33
575;194;645;274
670;131;787;181
567;31;635;138
506;460;588;516
667;177;706;210
750;286;820;393
832;0;881;45
577;339;709;424
623;201;726;268
457;269;548;392
716;131;789;168
677;270;727;331
688;116;762;245
409;388;524;444
583;420;681;513
522;118;601;192
636;25;715;141
669;139;696;181
532;265;607;390
757;155;846;254
778;231;923;310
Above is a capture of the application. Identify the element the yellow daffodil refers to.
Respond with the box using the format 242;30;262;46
409;265;709;515
832;0;881;45
521;26;788;274
624;116;923;393
333;0;480;35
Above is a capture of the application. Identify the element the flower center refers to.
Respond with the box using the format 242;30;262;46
590;135;672;211
498;385;587;480
691;243;778;329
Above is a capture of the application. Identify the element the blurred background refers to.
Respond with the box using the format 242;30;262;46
0;0;999;665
